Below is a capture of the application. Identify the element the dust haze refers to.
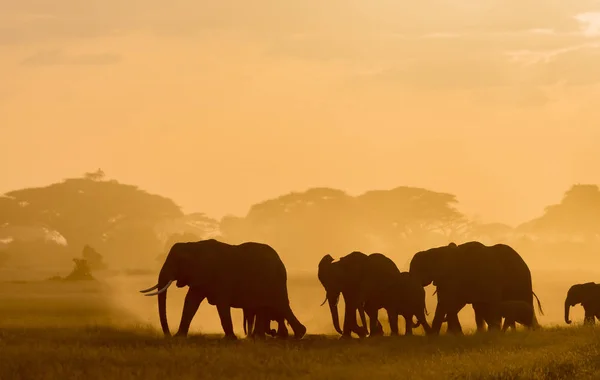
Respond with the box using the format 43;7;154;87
1;1;600;378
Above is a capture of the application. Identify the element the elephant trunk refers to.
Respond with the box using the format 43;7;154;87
327;292;343;335
564;299;572;324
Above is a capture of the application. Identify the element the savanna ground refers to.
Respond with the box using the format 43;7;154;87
1;270;600;380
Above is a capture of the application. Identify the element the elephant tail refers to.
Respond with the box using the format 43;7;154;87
533;291;544;316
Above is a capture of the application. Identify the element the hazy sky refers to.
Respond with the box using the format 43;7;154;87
1;1;599;225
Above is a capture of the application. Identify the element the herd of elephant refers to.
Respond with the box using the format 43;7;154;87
139;239;600;340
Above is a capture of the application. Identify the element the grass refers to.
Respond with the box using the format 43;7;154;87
0;278;599;379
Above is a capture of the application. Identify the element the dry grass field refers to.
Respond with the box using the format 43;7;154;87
1;271;600;380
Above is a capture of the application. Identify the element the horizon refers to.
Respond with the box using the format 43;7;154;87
0;171;591;227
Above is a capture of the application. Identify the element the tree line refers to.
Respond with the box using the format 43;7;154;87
1;169;599;274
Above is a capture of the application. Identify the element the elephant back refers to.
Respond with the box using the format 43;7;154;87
489;243;533;304
361;253;401;299
392;271;426;310
457;241;533;305
230;242;289;309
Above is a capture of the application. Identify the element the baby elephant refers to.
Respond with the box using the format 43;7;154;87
364;271;431;336
243;309;288;338
499;300;540;332
565;282;600;325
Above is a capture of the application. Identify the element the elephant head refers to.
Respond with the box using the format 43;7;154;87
318;254;344;334
408;242;457;287
565;282;598;324
139;242;217;336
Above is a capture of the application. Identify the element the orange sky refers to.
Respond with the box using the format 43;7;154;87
1;1;599;225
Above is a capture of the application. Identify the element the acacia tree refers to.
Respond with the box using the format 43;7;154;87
219;187;370;269
219;186;469;270
0;172;184;266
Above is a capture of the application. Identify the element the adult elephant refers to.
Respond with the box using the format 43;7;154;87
139;239;306;340
565;282;600;325
317;251;398;338
409;241;536;335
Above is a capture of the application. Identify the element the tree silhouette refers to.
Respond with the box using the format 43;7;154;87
356;186;468;248
155;231;204;263
0;172;183;266
83;169;105;181
82;244;106;271
467;222;514;244
219;186;467;269
518;184;600;241
155;212;220;243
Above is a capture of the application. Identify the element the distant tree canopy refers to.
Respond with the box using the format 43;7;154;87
518;184;600;240
466;222;514;244
2;171;599;274
219;186;467;269
0;172;184;267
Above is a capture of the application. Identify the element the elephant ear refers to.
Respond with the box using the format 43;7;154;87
579;282;598;303
319;254;335;268
318;254;335;284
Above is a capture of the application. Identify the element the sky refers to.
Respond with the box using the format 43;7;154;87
1;0;600;226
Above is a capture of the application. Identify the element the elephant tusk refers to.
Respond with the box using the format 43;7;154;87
139;284;159;293
320;295;328;306
144;280;174;296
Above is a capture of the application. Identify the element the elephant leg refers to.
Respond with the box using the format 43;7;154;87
584;310;595;326
282;305;307;339
501;317;512;332
344;301;366;338
175;287;205;337
244;309;256;337
403;313;413;336
431;305;446;335
487;314;502;332
367;308;383;337
446;303;465;335
216;304;237;340
446;313;463;335
416;309;432;335
251;310;268;340
387;309;399;336
358;307;368;329
433;302;462;335
276;318;289;338
473;303;487;333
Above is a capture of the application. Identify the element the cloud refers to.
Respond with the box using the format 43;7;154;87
575;12;600;37
339;36;600;103
20;49;122;66
1;0;598;44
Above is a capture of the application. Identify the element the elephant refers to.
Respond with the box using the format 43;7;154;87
139;239;307;340
438;299;542;332
409;241;537;335
363;271;431;336
243;308;287;338
499;300;542;331
565;282;600;325
317;251;400;338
